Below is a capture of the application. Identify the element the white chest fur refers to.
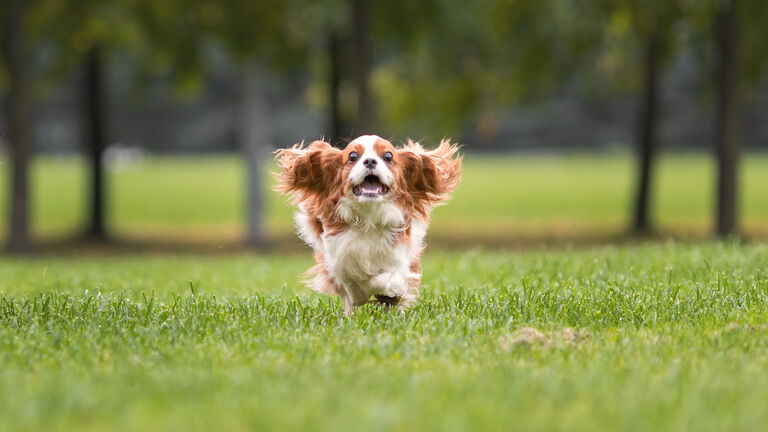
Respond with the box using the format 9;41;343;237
326;199;406;285
295;198;426;309
324;225;401;283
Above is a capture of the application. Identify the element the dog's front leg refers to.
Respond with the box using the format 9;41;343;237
340;282;370;315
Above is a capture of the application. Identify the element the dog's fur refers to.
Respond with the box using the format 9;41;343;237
275;135;462;313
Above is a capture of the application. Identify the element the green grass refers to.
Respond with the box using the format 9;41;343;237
2;242;768;431
2;153;768;242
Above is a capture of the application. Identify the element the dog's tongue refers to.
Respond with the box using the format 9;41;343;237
353;176;388;196
361;177;384;194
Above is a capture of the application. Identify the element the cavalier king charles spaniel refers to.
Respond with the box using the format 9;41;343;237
276;135;462;313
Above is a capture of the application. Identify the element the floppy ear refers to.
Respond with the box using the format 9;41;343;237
275;140;343;203
397;139;462;215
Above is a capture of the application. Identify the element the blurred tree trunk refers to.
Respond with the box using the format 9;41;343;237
328;31;342;147
714;0;740;237
351;0;374;133
84;46;107;240
631;30;661;234
237;63;270;247
3;0;31;252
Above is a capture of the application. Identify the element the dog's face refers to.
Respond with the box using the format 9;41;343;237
343;135;397;202
276;135;462;220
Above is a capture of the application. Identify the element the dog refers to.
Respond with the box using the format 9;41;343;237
275;135;462;313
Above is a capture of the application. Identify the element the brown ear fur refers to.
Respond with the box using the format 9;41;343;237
274;140;343;205
396;139;463;219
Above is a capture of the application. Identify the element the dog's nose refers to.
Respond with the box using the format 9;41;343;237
363;158;377;169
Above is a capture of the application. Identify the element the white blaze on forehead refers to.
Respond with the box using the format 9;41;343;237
351;135;382;146
350;135;383;158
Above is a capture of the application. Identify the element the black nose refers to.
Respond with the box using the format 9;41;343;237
363;158;377;169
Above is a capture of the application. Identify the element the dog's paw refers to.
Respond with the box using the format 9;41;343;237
373;294;401;307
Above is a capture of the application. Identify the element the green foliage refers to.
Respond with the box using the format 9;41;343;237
133;0;310;74
369;0;768;136
5;0;768;129
21;0;143;87
371;1;495;136
4;0;315;95
2;242;768;430
737;0;768;90
370;0;661;136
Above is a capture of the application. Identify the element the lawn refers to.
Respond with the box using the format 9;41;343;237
2;241;768;431
2;152;768;243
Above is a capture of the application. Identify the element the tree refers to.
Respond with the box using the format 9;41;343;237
134;0;310;246
488;0;690;235
83;46;107;239
632;28;662;234
372;0;602;139
327;31;344;146
303;0;436;144
687;0;768;237
3;0;32;251
714;0;740;237
208;0;307;247
236;63;271;246
351;0;373;134
23;0;147;242
22;0;310;247
3;0;126;248
301;0;376;145
601;1;683;235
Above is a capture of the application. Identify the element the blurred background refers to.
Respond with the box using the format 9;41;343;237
1;0;767;252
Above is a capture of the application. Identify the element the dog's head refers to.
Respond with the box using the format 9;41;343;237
276;135;462;220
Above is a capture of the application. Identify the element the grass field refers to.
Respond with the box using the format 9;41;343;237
2;241;768;431
2;152;768;430
2;152;768;243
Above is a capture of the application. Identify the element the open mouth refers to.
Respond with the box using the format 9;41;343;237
352;175;389;198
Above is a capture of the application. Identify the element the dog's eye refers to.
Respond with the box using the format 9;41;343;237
348;152;359;163
382;152;393;163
